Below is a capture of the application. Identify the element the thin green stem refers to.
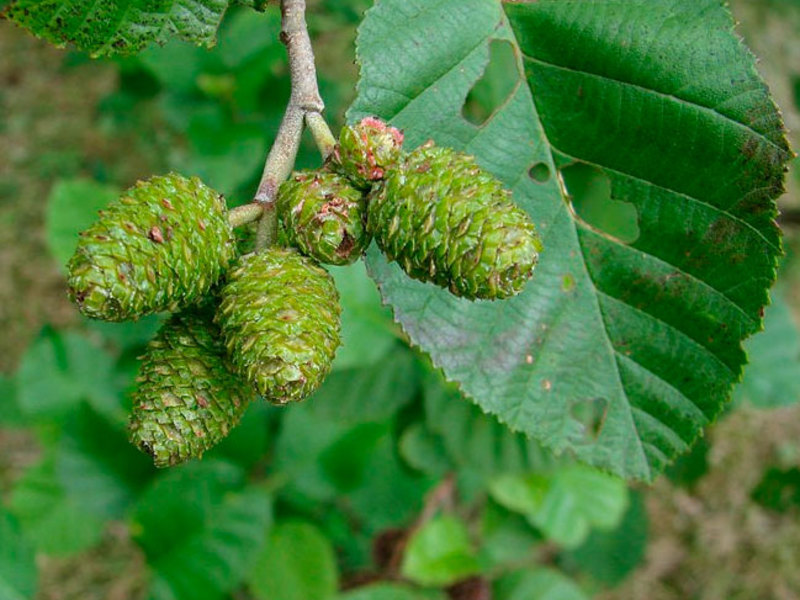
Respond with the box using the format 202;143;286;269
228;203;264;228
306;111;337;159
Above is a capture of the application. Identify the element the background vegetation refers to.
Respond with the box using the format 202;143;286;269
1;1;800;598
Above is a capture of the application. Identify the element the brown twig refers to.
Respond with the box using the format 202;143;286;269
253;0;334;250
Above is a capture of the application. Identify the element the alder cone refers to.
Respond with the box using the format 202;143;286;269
329;116;405;189
368;143;542;300
67;173;235;321
217;248;341;404
129;308;253;468
278;169;370;265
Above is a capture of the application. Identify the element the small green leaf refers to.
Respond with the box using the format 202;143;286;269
0;375;23;427
150;486;273;600
15;327;120;423
401;515;481;587
131;459;246;560
312;345;420;423
56;404;154;520
479;501;540;568
489;466;628;549
561;490;648;585
0;509;37;600
10;458;105;556
337;585;446;600
330;262;398;371
248;521;338;600
735;292;800;408
495;569;589;600
45;178;120;271
6;0;230;56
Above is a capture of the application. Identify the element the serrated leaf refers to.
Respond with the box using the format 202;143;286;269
5;0;230;57
248;521;338;600
10;457;105;556
489;465;628;549
45;178;120;271
735;291;800;408
401;515;482;587
0;509;37;600
350;0;791;480
422;371;556;481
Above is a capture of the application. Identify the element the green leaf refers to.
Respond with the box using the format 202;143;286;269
274;402;432;531
0;509;37;600
337;585;446;600
45;178;120;271
330;261;398;371
489;465;628;549
149;486;272;600
10;457;105;555
87;314;164;351
350;0;790;480
312;345;420;423
55;404;154;520
401;515;481;587
5;0;230;57
561;490;648;585
422;371;556;481
131;459;246;560
248;521;338;600
133;461;270;600
479;501;540;569
495;569;589;600
735;292;800;407
0;375;23;427
15;327;120;423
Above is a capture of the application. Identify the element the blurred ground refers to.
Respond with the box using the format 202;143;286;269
0;1;799;599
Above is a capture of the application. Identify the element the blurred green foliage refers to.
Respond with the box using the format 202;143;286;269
1;1;800;599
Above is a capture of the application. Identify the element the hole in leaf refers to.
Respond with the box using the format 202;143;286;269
561;163;640;244
528;162;551;183
569;397;609;442
462;40;519;126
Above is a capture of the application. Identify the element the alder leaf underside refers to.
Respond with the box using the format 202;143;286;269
349;0;791;480
4;0;229;55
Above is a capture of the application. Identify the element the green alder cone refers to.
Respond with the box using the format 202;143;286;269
129;308;254;468
368;143;542;300
329;116;405;189
217;248;341;404
67;173;235;321
278;169;370;265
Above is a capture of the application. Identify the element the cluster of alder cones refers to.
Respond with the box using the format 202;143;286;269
66;117;542;468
